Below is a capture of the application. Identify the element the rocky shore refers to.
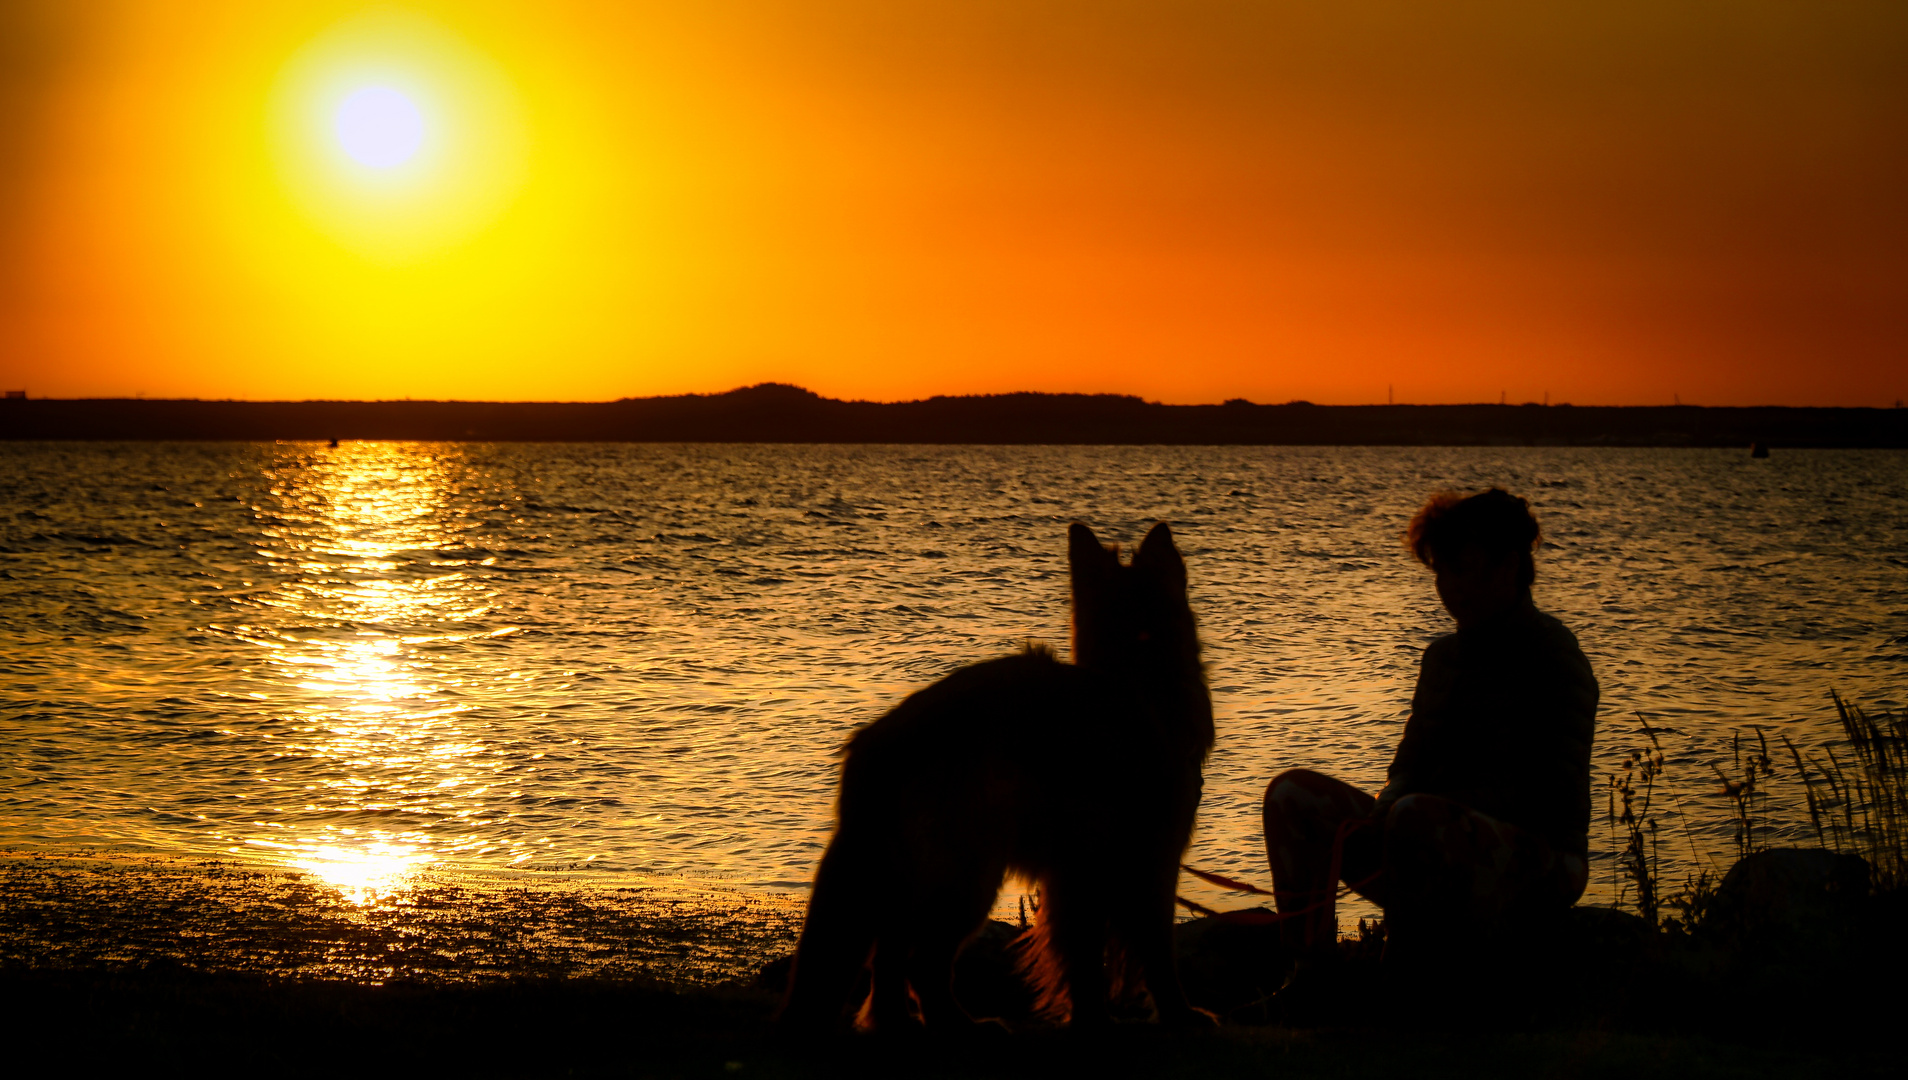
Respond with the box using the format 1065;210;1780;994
1;848;1899;1077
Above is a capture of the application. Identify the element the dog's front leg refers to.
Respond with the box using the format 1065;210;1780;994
1124;896;1217;1028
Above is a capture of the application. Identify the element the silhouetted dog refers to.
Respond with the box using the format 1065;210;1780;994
780;522;1215;1031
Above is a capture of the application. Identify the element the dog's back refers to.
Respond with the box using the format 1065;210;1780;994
781;522;1213;1030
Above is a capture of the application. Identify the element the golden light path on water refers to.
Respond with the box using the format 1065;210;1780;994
6;442;1903;931
240;443;509;904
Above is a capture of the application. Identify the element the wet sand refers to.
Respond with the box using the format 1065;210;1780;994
0;851;802;986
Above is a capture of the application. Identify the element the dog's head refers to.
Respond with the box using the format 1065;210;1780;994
1067;521;1198;672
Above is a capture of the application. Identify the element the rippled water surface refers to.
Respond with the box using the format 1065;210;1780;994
1;442;1903;914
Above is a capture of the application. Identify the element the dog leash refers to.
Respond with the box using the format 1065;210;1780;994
1175;818;1382;928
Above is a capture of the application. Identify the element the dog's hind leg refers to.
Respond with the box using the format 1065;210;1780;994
780;831;881;1029
863;920;921;1031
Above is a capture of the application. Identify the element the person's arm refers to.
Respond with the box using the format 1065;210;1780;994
1373;737;1416;821
1373;636;1456;819
1526;638;1599;852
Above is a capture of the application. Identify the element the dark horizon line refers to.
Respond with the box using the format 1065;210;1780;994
3;382;1905;447
6;382;1905;410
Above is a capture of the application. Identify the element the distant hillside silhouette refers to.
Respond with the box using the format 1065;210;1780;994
2;384;1903;447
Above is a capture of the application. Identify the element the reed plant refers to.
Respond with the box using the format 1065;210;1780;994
1605;717;1665;925
1607;691;1908;927
1710;727;1776;862
1782;692;1908;890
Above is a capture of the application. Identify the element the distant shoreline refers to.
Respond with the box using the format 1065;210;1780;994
3;383;1904;447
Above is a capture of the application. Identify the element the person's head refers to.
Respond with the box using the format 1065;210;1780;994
1404;488;1541;628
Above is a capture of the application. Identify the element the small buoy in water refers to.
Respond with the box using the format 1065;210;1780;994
328;437;340;448
1750;442;1769;458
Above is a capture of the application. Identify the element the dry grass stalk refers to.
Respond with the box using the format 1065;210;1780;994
1829;692;1908;888
1609;693;1906;927
1606;715;1666;926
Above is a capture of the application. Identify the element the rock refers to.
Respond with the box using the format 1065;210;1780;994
951;919;1035;1021
751;913;1322;1024
1560;904;1654;953
1705;848;1869;946
748;919;1034;1021
753;952;793;995
1545;905;1657;997
1173;912;1287;1018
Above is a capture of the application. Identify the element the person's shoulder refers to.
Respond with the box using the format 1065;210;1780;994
1422;631;1461;663
1529;609;1598;684
1527;609;1587;653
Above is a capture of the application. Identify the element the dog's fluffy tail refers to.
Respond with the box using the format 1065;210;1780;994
1011;910;1070;1024
1012;897;1145;1025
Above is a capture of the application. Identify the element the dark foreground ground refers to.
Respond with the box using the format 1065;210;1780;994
1;967;1881;1080
0;852;1896;1078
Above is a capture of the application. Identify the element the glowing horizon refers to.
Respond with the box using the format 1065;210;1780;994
1;1;1904;407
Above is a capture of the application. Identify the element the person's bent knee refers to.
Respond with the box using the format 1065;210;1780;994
1262;770;1334;833
1262;767;1333;809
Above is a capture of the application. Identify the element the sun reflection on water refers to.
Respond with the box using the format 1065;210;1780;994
238;442;512;904
274;841;431;905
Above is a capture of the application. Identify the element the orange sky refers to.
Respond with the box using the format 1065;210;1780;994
1;1;1904;406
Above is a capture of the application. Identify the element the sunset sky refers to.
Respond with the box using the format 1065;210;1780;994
1;1;1903;406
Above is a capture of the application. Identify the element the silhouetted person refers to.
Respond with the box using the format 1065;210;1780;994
1261;488;1597;1006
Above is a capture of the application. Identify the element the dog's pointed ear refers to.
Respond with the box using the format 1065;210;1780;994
1133;521;1186;589
1069;522;1116;578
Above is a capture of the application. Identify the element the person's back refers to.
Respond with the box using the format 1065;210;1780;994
1387;607;1598;859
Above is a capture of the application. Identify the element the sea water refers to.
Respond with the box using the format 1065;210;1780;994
1;441;1903;914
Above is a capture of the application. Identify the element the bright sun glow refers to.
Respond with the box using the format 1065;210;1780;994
335;87;424;168
269;10;529;263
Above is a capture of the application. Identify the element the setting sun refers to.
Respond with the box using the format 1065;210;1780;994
334;86;424;169
266;8;530;265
